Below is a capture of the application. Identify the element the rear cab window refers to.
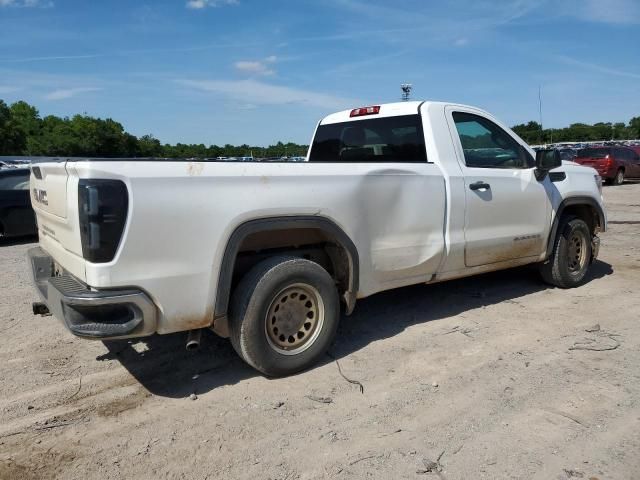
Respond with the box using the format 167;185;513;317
308;115;427;163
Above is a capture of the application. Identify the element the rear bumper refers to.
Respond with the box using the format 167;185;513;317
598;168;615;179
575;163;614;179
28;246;157;339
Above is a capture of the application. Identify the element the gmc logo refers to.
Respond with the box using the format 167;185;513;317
33;188;48;206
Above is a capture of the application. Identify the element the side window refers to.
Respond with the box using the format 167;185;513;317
619;149;633;161
452;112;533;169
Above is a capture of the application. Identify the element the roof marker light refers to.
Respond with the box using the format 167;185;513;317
349;105;380;117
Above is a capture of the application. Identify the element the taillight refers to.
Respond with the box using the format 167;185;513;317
350;105;380;117
604;154;612;168
78;179;128;263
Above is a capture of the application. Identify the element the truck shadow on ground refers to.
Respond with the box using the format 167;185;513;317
100;260;613;399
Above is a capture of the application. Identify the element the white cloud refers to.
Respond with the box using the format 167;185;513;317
44;87;101;101
322;0;639;48
303;0;545;47
0;85;21;94
0;0;53;7
234;55;277;76
565;0;640;24
186;0;237;9
176;78;358;110
234;61;274;76
554;55;640;79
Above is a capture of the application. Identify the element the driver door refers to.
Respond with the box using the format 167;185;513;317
447;108;552;267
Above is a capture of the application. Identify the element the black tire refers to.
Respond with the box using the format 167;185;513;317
612;169;625;186
539;216;592;288
228;256;340;377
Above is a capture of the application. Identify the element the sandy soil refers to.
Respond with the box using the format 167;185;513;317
1;183;639;480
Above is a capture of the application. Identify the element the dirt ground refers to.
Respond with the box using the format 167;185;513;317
1;183;639;480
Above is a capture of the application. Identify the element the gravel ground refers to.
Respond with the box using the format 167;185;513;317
1;182;639;480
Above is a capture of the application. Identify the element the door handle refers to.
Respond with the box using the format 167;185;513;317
469;181;491;191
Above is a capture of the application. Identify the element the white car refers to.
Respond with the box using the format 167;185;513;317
28;101;606;376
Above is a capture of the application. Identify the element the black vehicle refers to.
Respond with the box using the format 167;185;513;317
0;168;37;238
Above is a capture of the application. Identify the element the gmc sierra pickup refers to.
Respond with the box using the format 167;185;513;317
28;101;606;376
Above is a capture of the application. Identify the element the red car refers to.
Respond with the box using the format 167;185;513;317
574;146;640;185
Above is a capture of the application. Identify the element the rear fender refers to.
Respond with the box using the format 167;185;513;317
212;216;359;336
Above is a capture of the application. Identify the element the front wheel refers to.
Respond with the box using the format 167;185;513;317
539;216;592;288
229;256;340;377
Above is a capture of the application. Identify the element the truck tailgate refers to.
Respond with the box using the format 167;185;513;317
31;161;68;218
30;160;86;280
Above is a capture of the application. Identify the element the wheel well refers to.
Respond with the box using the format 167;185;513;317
232;228;352;297
545;199;605;260
561;204;601;235
212;217;358;337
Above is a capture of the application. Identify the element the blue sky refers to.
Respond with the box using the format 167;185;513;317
0;0;639;146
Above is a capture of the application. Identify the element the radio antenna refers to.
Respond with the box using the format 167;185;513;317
538;84;544;144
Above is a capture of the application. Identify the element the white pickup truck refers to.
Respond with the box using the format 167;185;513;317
28;101;606;376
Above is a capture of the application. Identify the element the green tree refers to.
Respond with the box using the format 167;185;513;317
512;121;542;143
10;101;41;154
612;122;627;140
629;117;640;138
137;134;163;157
34;115;78;156
0;100;29;154
67;115;132;157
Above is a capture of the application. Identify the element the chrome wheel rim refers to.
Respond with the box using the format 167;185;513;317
265;283;325;355
567;231;587;273
617;171;624;183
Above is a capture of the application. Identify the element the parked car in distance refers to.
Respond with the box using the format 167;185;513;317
574;146;640;185
558;148;577;162
0;168;37;238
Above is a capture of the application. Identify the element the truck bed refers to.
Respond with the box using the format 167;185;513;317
31;158;447;334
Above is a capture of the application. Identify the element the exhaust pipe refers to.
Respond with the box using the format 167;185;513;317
32;302;51;316
186;329;202;351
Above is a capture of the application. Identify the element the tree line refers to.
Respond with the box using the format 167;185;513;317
1;98;639;158
512;118;640;145
0;99;307;158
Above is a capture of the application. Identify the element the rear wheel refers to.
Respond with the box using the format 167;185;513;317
612;169;625;185
229;256;340;377
540;216;592;288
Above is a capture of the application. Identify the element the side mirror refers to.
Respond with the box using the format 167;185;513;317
535;149;562;180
